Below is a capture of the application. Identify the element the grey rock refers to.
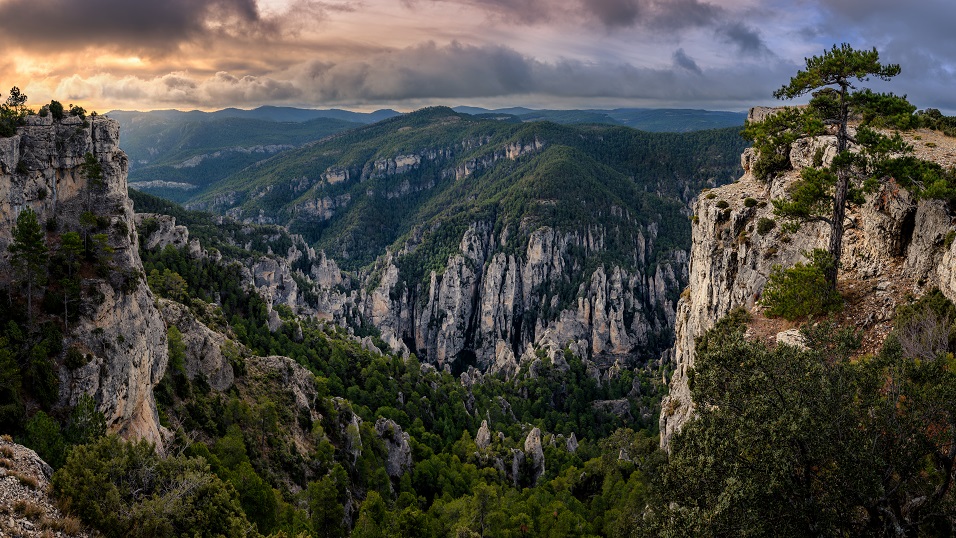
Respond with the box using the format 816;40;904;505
0;116;169;447
374;418;413;478
158;299;235;391
523;427;545;485
775;329;807;350
476;420;492;450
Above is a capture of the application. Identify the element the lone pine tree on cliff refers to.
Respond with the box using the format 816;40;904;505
744;43;916;290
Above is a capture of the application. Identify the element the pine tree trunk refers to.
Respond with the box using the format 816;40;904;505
826;82;851;291
827;172;848;289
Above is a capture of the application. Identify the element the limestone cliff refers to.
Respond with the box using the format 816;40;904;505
335;221;683;377
660;108;956;447
0;115;167;445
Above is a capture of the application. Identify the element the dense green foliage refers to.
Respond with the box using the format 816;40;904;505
0;87;30;137
916;108;956;137
128;215;670;536
53;435;255;537
761;248;843;319
9;207;49;324
650;297;956;536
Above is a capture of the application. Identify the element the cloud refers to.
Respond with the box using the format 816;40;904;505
53;41;794;110
716;22;770;56
585;0;641;28
409;0;725;31
0;0;336;55
673;48;702;74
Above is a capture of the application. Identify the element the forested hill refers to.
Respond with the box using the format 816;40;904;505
110;112;365;203
189;106;748;270
162;106;749;382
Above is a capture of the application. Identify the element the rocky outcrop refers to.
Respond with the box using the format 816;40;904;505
0;115;168;447
374;418;413;479
0;436;92;537
158;299;235;391
523;427;545;485
135;213;190;251
475;419;492;450
660;109;956;448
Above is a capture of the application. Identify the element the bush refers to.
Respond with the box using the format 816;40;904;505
23;411;66;469
756;217;776;235
52;435;254;538
761;249;842;320
744;197;758;207
715;200;730;209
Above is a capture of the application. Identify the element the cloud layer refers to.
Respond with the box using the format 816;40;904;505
1;0;954;112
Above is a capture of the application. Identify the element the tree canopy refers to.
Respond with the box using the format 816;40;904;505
651;297;956;536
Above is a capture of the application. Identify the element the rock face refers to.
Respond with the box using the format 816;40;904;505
374;418;413;479
135;213;190;251
0;436;92;537
350;222;683;377
158;299;235;391
475;419;492;450
660;109;956;448
523;427;545;485
0;115;168;446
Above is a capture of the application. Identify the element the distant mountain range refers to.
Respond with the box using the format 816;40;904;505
452;106;747;132
108;104;746;203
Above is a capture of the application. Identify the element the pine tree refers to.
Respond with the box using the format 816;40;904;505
744;44;913;289
9;207;49;327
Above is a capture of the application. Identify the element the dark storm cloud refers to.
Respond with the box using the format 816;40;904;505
296;41;536;101
716;22;770;56
0;0;272;55
673;48;702;74
287;41;784;105
793;0;956;111
585;0;641;28
412;0;725;31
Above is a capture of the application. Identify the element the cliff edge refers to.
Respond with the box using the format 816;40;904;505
660;108;956;447
0;114;168;445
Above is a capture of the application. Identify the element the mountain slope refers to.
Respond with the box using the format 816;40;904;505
110;113;364;202
185;106;748;375
453;106;746;131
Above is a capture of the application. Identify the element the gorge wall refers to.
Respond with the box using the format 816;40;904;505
0;115;167;445
236;217;686;380
660;109;956;447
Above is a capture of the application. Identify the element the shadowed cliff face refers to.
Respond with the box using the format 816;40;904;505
0;114;168;446
660;109;956;448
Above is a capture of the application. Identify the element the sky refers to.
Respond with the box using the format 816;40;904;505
0;0;954;113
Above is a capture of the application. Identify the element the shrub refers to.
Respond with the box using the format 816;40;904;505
744;197;758;207
946;230;956;250
52;435;253;538
757;217;776;235
716;200;730;209
23;411;66;469
761;249;843;320
705;192;717;199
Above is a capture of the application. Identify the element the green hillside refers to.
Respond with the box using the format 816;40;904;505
111;113;363;202
191;107;748;271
